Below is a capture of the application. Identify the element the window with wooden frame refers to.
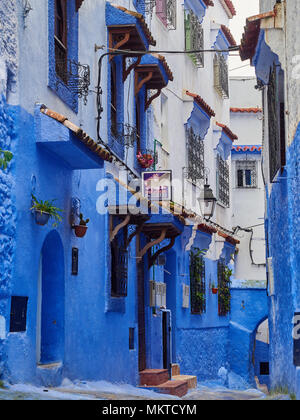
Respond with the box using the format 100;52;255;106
236;160;257;188
190;248;206;315
55;0;68;83
110;217;128;298
267;64;286;182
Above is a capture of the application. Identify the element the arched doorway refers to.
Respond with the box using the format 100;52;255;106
253;318;270;389
37;231;65;365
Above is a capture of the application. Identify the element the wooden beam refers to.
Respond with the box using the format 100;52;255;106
138;228;167;259
145;89;162;110
110;214;131;242
125;221;146;249
149;236;176;268
123;56;142;82
135;71;153;96
109;31;131;61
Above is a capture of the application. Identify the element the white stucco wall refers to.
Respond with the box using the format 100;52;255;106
230;77;266;285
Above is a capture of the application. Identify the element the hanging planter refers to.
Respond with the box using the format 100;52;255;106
137;151;154;169
211;285;218;295
73;213;89;238
34;210;51;226
30;194;63;227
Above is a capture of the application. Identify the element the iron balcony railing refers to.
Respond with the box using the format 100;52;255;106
186;126;205;184
156;0;177;30
185;9;204;68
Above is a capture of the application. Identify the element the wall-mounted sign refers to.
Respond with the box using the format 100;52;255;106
142;170;172;202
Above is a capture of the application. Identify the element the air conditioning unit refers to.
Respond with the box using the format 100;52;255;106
149;281;167;308
182;284;190;309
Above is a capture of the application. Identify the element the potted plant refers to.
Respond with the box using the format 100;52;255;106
73;213;89;238
137;151;154;169
30;194;63;227
0;149;13;170
211;283;218;295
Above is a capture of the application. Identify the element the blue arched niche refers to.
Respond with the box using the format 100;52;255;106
37;230;65;365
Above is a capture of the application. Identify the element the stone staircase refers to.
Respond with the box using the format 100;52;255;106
139;364;197;398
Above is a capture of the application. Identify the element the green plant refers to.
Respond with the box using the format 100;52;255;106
0;149;13;170
30;194;63;227
218;261;232;316
190;248;207;314
79;213;90;226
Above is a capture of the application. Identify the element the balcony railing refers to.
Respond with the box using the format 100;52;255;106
214;53;229;99
185;9;204;68
216;155;230;207
111;123;138;148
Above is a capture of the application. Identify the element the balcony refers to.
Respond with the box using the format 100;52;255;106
214;53;229;99
156;0;177;30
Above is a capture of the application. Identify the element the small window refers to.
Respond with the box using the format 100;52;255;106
216;155;230;207
10;296;29;333
190;248;206;315
236;161;257;188
260;362;270;376
129;328;135;350
111;217;128;298
55;0;68;83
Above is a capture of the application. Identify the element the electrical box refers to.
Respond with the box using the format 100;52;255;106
149;281;167;308
182;284;190;309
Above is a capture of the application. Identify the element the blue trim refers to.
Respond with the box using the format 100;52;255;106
252;30;281;85
184;0;207;23
105;2;150;50
48;0;79;113
215;129;232;161
133;0;145;15
186;102;212;140
214;29;230;58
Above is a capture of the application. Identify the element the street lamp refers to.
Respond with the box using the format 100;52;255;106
198;182;217;220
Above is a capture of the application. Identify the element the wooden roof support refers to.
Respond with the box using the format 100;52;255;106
109;30;131;62
135;71;153;96
148;236;176;269
123;56;142;82
138;228;167;259
145;89;162;110
125;221;146;249
110;214;131;242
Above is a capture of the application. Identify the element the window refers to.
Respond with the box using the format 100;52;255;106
216;155;230;207
190;248;206;315
111;217;128;298
268;64;286;182
184;8;204;68
218;259;231;317
156;0;177;30
236;160;257;188
55;0;68;83
260;362;270;376
186;126;205;184
10;296;29;333
214;53;229;99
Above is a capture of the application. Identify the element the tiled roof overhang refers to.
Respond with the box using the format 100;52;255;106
185;90;216;118
107;3;156;49
239;10;276;62
40;106;113;164
203;0;215;7
232;145;262;153
219;0;236;18
76;0;84;11
216;122;238;141
230;107;262;113
220;25;237;47
218;231;240;245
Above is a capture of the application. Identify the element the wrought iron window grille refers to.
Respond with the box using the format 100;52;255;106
55;55;91;106
216;154;230;207
214;53;229;99
218;259;231;317
156;0;177;30
190;249;206;315
186;127;205;184
185;9;204;68
236;160;257;188
111;123;138;148
135;0;156;15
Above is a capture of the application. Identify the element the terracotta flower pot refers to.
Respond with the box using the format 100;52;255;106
74;225;88;238
34;210;50;226
212;288;218;295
